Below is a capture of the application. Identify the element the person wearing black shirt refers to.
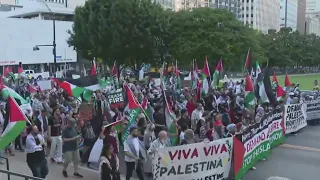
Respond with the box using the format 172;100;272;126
177;109;191;129
153;106;165;138
48;107;63;163
25;125;48;178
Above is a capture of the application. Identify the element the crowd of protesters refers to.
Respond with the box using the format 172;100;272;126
0;70;318;180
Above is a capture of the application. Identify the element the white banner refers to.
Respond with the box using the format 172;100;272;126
152;138;233;180
305;100;320;121
284;103;307;134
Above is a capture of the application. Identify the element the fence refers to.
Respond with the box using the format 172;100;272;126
0;156;43;180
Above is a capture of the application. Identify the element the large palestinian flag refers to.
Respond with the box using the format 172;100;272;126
1;86;32;117
0;96;27;150
121;85;141;143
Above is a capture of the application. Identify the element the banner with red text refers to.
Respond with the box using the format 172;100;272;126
284;103;307;134
234;107;285;180
152;138;233;180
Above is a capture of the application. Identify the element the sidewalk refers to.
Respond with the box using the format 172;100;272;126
0;151;139;180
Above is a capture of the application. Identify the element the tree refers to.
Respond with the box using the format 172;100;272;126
167;8;266;70
68;0;171;69
263;27;320;68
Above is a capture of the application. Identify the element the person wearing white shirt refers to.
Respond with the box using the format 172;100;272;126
124;127;145;180
191;103;203;130
25;126;48;178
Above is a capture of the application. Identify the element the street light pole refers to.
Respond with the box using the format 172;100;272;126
53;13;57;76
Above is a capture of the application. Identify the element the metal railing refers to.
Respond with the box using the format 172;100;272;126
0;169;43;180
0;156;43;180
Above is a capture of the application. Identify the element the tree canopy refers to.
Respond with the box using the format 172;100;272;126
68;0;320;71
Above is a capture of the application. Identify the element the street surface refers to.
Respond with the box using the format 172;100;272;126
0;125;319;180
244;125;320;180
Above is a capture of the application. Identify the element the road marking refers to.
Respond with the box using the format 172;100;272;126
280;144;320;152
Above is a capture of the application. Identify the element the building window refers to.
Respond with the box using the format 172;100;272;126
246;14;249;17
251;14;253;17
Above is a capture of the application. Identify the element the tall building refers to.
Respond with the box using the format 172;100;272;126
280;0;298;31
306;11;320;35
175;0;240;12
297;0;306;33
306;0;320;13
239;0;280;34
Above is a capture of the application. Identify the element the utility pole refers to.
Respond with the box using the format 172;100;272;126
285;0;288;28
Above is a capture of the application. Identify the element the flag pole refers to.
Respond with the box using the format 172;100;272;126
242;47;251;77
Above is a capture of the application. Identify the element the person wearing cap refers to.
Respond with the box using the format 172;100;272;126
124;126;145;180
61;117;83;178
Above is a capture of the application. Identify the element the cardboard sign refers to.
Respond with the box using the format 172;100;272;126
107;91;125;109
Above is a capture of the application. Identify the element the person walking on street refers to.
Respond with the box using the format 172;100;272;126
62;117;83;178
48;107;63;163
25;125;48;178
124;126;145;180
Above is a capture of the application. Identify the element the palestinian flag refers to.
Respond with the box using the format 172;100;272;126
3;66;12;77
103;120;123;132
200;57;210;95
211;59;223;89
284;74;292;90
0;96;27;150
141;98;153;121
255;62;269;103
163;90;178;146
111;61;119;89
58;81;85;98
272;72;286;100
192;60;199;90
272;72;278;89
121;85;141;143
244;74;255;108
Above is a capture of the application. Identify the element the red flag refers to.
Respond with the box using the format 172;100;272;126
285;74;292;87
273;72;278;84
90;60;97;76
124;85;140;109
28;85;37;94
18;62;23;74
4;67;11;76
202;57;211;77
276;84;286;98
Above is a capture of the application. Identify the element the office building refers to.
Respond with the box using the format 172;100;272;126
306;11;320;35
306;0;320;13
297;0;306;33
175;0;241;13
239;0;280;34
280;0;298;31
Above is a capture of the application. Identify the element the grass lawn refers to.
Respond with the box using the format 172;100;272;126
275;74;320;90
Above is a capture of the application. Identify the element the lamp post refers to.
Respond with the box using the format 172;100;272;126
33;1;57;77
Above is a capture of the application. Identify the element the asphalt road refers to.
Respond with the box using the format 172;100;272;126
243;124;320;180
1;124;319;180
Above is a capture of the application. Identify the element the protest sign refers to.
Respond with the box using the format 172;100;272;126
107;91;125;109
304;100;320;121
267;108;285;148
152;138;233;180
284;103;307;134
235;116;271;180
